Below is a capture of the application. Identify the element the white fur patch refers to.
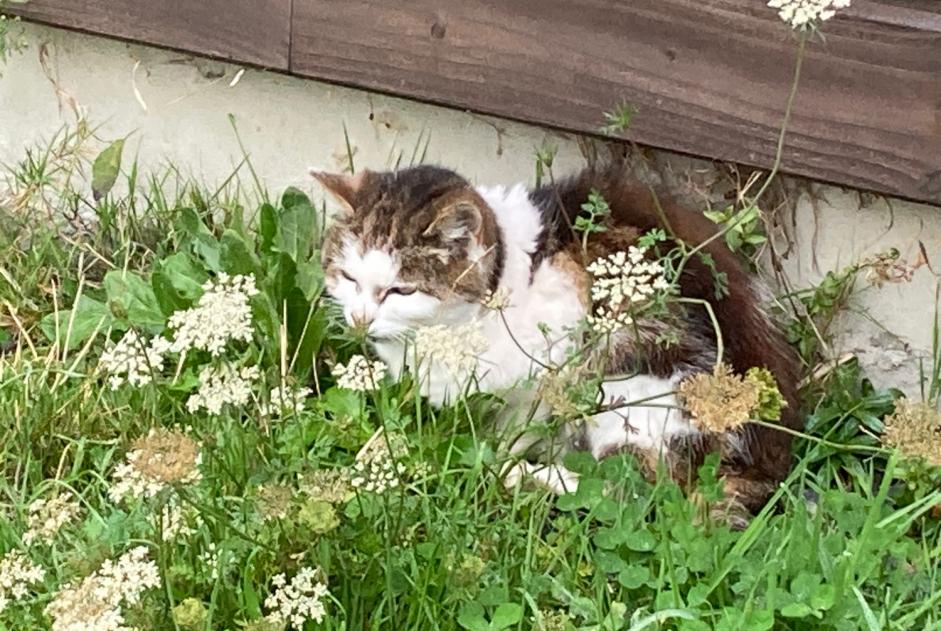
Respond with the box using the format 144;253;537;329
586;373;697;457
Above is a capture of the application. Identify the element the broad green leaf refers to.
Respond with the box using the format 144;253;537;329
287;293;327;377
156;252;206;301
152;270;189;316
220;229;261;276
457;603;489;631
178;208;221;270
277;187;317;263
618;565;650;589
259;202;278;253
780;603;813;618
91;138;125;201
491;603;522;629
40;295;115;350
626;528;657;552
104;270;165;331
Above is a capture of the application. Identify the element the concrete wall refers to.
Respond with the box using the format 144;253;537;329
2;23;938;395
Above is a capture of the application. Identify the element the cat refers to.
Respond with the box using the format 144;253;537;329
315;164;800;522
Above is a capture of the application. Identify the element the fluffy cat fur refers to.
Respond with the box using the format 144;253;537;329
316;165;800;520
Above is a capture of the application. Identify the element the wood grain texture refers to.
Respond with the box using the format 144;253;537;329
290;0;941;205
10;0;291;69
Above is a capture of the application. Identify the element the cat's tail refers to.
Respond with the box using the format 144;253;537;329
536;168;802;508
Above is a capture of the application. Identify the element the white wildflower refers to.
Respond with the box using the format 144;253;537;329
98;330;171;390
22;493;82;545
264;566;330;628
0;550;44;614
768;0;851;29
350;432;408;495
198;542;231;581
349;456;407;495
156;499;197;542
481;287;511;310
186;363;260;415
168;273;258;356
259;383;313;417
108;429;202;504
586;246;670;334
44;546;160;631
413;321;488;378
331;355;386;392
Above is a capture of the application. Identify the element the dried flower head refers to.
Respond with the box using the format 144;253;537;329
539;364;598;419
98;330;171;390
882;398;941;467
0;549;44;614
767;0;851;29
44;546;160;631
679;364;760;433
259;384;313;417
538;609;575;631
299;469;353;505
586;247;670;334
22;492;82;545
186;363;260;415
109;428;202;503
331;355;386;392
413;321;488;378
264;566;330;628
863;249;923;288
257;484;294;522
168;273;259;356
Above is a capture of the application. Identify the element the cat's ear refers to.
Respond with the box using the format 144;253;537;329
424;199;482;245
309;169;366;214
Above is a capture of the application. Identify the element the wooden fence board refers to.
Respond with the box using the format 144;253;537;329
290;0;941;205
8;0;940;204
10;0;291;69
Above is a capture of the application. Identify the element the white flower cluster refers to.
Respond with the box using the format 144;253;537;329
259;383;313;417
44;546;160;631
22;493;82;545
168;273;258;356
186;363;260;414
481;287;511;311
768;0;851;29
332;355;386;392
413;321;488;378
350;455;407;494
108;454;167;504
198;542;231;582
0;549;44;614
586;246;670;334
98;330;171;390
156;500;197;542
108;441;203;504
264;566;330;628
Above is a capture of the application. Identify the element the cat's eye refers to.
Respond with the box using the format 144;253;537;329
386;285;417;297
339;270;357;286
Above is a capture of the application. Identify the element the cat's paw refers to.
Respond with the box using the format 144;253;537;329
501;461;533;490
501;461;580;495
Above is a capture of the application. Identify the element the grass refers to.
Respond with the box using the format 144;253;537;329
0;127;940;631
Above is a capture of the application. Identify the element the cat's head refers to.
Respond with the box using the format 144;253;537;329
316;166;502;339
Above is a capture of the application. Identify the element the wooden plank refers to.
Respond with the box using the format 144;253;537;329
9;0;291;69
290;0;941;205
